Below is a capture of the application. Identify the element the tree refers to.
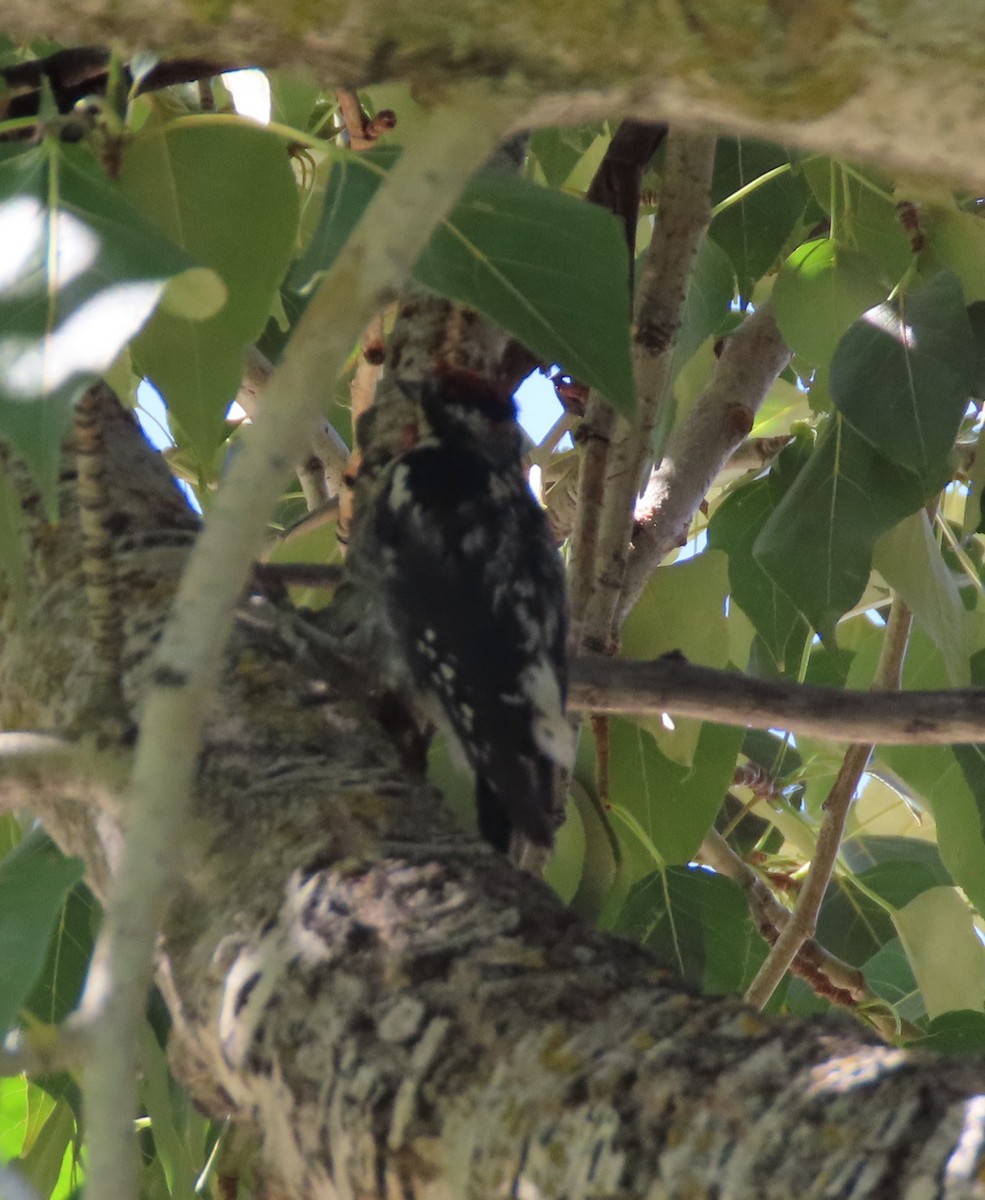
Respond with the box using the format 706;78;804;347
4;15;985;1200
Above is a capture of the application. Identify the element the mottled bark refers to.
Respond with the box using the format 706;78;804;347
5;7;985;191
4;390;985;1200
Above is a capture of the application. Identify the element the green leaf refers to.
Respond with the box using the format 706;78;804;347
873;510;970;686
615;866;768;994
620;549;731;761
893;887;985;1018
753;414;927;636
17;1098;74;1199
710;139;810;299
917;1010;985;1054
0;831;84;1037
122;116;300;467
530;126;603;189
829;271;976;486
922;207;985;303
708;471;811;674
862;938;924;1023
0;141;199;510
772;238;886;367
801;158;913;284
881;744;985;919
295;148;635;416
607;718;743;864
816;874;896;966
841;834;952;882
26;883;98;1026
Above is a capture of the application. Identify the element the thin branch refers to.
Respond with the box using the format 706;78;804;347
568;649;985;744
568;398;616;647
0;732;126;819
744;597;913;1009
617;302;792;623
567;120;666;648
76;89;522;1200
583;130;717;649
697;829;867;1006
234;347;348;510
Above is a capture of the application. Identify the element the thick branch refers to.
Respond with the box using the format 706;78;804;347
617;303;793;622
5;389;985;1200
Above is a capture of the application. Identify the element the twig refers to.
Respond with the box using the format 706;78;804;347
568;398;616;648
697;829;867;1004
76;89;521;1200
567;648;985;743
234;347;348;510
0;732;126;819
617;303;792;622
744;597;913;1009
335;88;372;149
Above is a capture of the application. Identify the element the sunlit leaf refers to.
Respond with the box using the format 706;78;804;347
873;510;970;686
0;141;200;509
922;207;985;303
830;270;975;486
894;887;985;1019
121;116;300;467
772;237;885;367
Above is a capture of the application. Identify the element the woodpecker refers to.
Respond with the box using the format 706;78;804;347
332;368;573;851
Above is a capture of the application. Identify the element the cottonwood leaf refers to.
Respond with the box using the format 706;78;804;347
894;887;985;1019
753;414;926;636
122;116;299;467
294;147;635;416
830;270;975;486
873;510;970;686
0;141;202;510
607;718;742;864
615;866;768;995
772;237;886;367
0;832;84;1038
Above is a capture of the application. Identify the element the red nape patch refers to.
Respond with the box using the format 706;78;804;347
432;367;518;423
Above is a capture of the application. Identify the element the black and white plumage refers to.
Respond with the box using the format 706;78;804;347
335;369;573;851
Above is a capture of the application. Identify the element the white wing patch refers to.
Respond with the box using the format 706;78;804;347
387;464;414;511
521;659;575;768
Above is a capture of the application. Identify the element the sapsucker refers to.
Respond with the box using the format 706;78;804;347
331;368;573;851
